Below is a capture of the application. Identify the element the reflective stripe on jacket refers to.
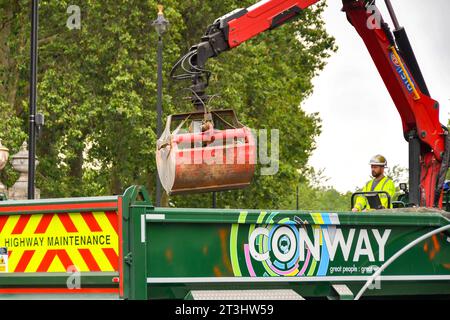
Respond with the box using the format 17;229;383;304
354;176;396;211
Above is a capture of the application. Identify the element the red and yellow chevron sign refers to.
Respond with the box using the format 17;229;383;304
0;211;119;273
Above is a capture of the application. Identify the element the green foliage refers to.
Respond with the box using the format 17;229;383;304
386;164;408;185
291;167;353;211
0;0;351;210
385;164;408;200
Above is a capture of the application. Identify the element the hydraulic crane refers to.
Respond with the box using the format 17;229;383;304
168;0;450;208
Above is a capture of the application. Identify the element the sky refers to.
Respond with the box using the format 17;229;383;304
302;0;450;193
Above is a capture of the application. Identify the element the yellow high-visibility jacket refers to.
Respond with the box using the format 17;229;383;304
354;176;396;211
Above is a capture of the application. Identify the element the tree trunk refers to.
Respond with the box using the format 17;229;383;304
69;144;84;193
111;166;123;195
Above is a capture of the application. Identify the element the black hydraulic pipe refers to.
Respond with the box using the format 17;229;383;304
434;132;450;207
394;27;430;96
28;0;38;200
408;133;421;206
384;0;430;96
384;0;400;30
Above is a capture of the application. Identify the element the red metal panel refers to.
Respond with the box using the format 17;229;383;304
227;0;320;48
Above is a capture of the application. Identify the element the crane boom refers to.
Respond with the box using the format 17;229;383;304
171;0;449;208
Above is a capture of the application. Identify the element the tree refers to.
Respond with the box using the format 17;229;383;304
385;164;408;186
288;167;352;211
0;0;337;211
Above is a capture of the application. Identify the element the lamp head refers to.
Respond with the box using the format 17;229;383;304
152;5;169;36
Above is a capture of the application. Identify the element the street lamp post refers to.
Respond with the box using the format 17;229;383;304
28;0;39;199
152;5;169;207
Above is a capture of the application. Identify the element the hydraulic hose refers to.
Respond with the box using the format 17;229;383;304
434;132;450;207
354;223;450;300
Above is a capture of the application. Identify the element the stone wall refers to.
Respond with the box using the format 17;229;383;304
0;140;40;200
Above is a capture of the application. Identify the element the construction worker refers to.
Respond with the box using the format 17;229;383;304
352;155;396;212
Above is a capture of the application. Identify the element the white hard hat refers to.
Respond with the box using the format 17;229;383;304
369;154;387;167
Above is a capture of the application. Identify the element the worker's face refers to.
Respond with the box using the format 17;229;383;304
371;165;384;178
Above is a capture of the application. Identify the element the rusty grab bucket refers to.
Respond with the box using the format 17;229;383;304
156;110;256;195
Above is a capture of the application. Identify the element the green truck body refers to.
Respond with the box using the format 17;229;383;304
0;185;449;300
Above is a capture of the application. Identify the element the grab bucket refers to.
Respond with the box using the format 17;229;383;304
156;110;256;195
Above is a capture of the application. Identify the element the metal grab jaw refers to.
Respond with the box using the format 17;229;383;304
171;20;230;111
351;191;392;210
156;109;256;195
168;26;255;195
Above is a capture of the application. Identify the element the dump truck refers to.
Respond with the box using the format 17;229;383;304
1;0;449;300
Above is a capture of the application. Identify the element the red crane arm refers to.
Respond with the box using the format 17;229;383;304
223;0;444;157
225;0;321;48
341;0;447;207
342;1;444;159
171;0;448;207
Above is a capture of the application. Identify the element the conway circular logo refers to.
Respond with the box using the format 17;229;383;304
249;224;306;276
229;211;390;278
